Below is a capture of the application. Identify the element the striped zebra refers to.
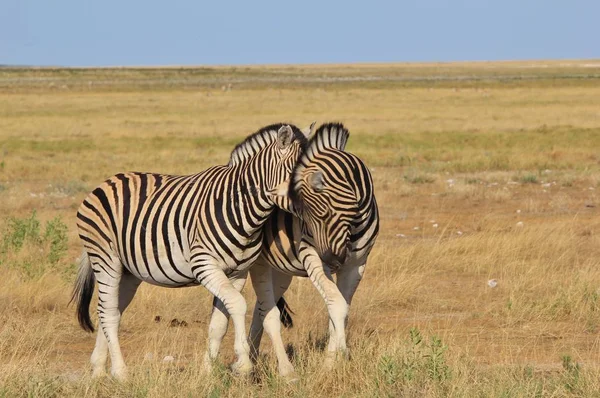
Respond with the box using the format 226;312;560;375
71;123;308;380
207;123;379;377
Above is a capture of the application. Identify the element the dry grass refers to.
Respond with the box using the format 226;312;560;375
1;61;600;397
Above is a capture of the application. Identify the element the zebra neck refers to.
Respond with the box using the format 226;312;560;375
351;199;378;236
227;164;276;232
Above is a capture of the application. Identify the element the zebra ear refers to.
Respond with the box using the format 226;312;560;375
301;121;317;138
277;125;294;149
309;171;324;192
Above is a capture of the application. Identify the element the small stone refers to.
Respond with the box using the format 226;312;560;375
456;231;463;235
395;233;406;238
163;356;175;362
488;279;498;288
516;209;521;214
413;226;420;231
432;224;439;228
516;221;524;228
154;315;162;323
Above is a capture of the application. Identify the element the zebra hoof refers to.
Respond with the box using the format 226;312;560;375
323;349;349;369
282;372;300;384
231;359;253;376
91;368;107;379
201;354;214;374
323;354;336;370
111;368;128;382
278;363;296;379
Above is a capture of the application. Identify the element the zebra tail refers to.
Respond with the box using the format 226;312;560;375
70;251;96;333
277;296;294;329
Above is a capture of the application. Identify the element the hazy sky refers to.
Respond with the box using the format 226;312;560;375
1;0;598;66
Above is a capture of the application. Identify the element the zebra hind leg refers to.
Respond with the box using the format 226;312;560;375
93;259;140;381
90;327;108;378
249;267;293;363
203;272;247;373
90;271;141;378
249;264;296;378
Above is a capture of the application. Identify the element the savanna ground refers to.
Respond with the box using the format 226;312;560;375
1;60;600;397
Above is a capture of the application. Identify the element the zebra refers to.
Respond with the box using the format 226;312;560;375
71;123;308;380
206;123;379;377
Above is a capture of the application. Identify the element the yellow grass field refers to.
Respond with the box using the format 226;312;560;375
1;60;600;396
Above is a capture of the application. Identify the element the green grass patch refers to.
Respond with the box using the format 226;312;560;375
349;127;600;173
520;173;539;184
404;173;435;184
0;138;95;153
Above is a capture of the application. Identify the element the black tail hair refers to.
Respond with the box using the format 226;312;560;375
277;296;294;329
69;252;96;333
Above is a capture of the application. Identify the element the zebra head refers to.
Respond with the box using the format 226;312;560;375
230;123;308;212
289;123;373;268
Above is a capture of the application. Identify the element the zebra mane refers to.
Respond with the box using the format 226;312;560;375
309;122;349;154
289;122;350;201
228;123;307;166
292;122;349;170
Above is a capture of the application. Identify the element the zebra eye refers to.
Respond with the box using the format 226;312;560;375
309;171;324;193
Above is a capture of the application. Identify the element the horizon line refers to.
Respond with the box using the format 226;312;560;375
2;58;600;70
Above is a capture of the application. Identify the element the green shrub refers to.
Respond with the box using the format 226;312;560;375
1;211;41;252
0;211;69;279
44;217;69;264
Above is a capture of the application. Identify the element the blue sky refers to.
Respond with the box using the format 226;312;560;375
1;0;598;66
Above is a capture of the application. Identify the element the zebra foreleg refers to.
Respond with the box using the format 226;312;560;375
91;271;141;378
301;247;349;366
203;272;247;372
326;262;366;355
194;260;252;376
249;264;295;378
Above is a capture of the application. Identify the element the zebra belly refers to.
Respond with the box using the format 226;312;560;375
259;241;308;277
120;235;196;287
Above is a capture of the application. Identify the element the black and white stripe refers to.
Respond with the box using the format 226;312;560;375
71;123;307;379
207;123;379;377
